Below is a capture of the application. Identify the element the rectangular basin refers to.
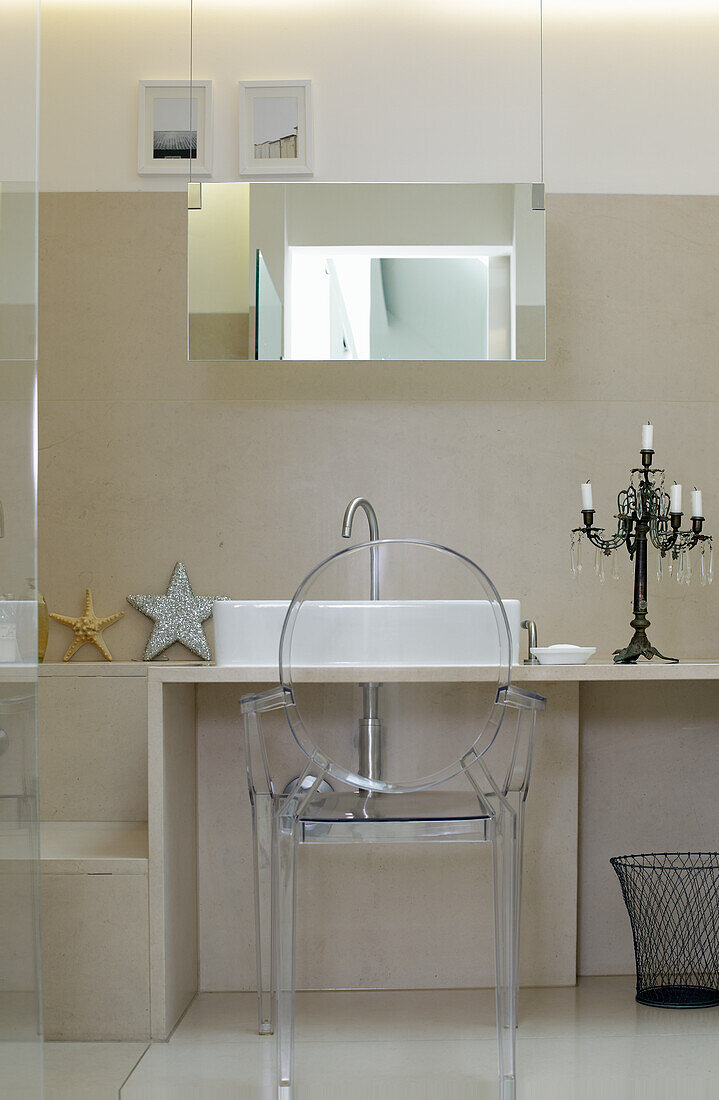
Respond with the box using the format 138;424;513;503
213;599;520;667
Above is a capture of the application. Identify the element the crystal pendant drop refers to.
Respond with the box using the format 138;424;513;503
668;556;673;576
611;550;620;581
700;545;707;586
598;553;606;583
570;537;576;578
594;547;601;576
685;550;692;585
576;536;582;574
657;553;663;583
709;543;714;584
676;550;685;584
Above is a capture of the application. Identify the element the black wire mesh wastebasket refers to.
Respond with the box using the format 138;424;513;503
611;853;719;1008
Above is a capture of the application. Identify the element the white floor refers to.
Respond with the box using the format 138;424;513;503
35;977;719;1099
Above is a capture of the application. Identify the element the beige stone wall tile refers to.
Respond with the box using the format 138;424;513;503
38;397;719;663
41;872;150;1040
39;677;147;820
547;194;719;402
37;193;719;405
579;681;719;976
38;193;187;403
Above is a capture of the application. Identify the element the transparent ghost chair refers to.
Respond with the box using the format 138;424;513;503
241;539;545;1099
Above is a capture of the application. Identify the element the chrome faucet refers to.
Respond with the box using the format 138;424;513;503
341;497;380;598
341;497;382;784
521;619;539;664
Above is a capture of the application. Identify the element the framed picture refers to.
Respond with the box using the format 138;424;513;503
138;80;213;176
238;80;313;176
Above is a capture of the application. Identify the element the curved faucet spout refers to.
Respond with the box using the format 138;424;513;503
341;497;380;600
341;497;382;784
341;497;379;542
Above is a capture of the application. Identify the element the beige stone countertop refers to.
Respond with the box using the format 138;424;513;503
38;661;147;676
0;664;37;682
36;659;719;681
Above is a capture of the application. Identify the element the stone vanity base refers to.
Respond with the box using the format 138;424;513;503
36;660;719;1040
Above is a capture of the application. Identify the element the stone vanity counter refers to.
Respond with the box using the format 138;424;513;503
37;658;719;682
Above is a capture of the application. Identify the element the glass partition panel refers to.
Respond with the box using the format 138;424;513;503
0;370;40;1093
0;0;38;364
0;186;37;362
188;182;545;362
0;0;42;1094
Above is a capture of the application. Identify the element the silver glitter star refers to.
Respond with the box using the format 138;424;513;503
127;562;220;661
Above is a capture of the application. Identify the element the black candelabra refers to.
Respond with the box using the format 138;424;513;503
571;442;713;664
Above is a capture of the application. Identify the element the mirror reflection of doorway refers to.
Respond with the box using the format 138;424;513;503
288;250;496;361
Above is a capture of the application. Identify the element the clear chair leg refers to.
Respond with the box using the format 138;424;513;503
274;812;298;1096
512;795;525;1031
491;806;517;1097
252;791;274;1034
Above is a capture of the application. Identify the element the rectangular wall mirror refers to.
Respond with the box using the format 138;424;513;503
188;182;545;362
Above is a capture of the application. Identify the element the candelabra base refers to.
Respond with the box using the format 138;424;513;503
613;630;678;664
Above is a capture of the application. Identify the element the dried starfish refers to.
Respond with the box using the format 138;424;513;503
50;588;124;662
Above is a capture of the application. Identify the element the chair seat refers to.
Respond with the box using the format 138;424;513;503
298;790;491;823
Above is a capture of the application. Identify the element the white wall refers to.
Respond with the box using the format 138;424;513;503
39;0;719;194
543;3;719;193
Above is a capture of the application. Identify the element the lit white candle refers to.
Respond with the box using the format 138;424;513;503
692;488;703;517
581;481;593;510
670;483;682;513
642;422;654;450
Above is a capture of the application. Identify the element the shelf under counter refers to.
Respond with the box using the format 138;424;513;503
0;821;148;875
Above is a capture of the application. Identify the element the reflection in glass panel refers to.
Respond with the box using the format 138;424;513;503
0;0;38;365
0;683;40;1082
0;186;37;362
255;251;282;360
0;0;42;1092
188;183;545;363
188;183;251;360
0;369;41;1096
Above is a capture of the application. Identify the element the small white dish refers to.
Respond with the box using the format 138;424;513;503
530;644;596;665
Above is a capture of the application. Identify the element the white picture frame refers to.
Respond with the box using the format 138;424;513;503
238;80;313;177
138;80;213;176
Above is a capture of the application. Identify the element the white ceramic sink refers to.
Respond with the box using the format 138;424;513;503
213;599;520;667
